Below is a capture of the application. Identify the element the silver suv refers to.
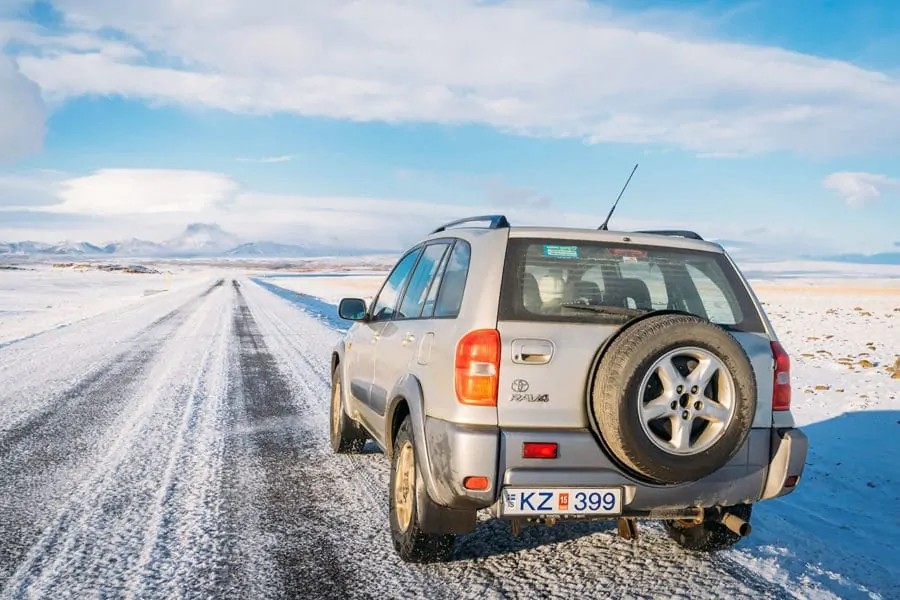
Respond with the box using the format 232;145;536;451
330;215;808;563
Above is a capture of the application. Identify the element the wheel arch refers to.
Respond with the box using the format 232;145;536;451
387;397;410;458
331;340;346;375
385;374;425;458
385;374;457;507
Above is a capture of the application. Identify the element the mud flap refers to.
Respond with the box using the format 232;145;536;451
415;465;476;535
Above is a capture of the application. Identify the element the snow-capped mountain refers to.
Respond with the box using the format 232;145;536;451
163;223;241;255
226;241;393;258
0;241;53;255
101;238;167;257
0;223;385;259
51;241;109;255
226;242;313;258
0;240;109;256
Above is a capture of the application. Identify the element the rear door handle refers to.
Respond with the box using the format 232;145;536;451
511;339;555;364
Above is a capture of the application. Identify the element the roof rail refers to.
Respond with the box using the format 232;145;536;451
431;214;510;235
633;229;705;241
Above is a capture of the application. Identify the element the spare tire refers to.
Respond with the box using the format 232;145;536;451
591;313;757;485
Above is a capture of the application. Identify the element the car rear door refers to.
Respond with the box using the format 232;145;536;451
494;237;771;430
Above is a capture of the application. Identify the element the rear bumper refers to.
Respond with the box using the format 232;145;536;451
496;427;773;511
422;419;808;513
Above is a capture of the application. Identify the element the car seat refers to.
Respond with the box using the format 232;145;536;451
538;269;566;309
564;279;603;305
522;272;543;312
604;277;652;310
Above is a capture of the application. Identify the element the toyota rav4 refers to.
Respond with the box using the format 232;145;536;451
330;215;808;563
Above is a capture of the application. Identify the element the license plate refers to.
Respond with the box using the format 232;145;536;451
500;487;623;516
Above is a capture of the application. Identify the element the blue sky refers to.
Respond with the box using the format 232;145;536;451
0;0;898;255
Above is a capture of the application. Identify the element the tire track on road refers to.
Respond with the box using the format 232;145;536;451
221;282;361;600
239;279;471;600
0;279;224;438
0;280;230;598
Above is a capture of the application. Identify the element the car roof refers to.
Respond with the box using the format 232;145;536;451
423;225;725;254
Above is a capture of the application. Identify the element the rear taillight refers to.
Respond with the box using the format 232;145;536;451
771;341;791;411
455;329;500;406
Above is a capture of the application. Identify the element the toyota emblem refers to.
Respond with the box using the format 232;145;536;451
511;379;530;392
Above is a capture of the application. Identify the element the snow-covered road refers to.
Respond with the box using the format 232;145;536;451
0;274;893;599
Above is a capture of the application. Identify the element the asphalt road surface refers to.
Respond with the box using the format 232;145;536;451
0;277;796;599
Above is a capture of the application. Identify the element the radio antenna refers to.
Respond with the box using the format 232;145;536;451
598;163;638;230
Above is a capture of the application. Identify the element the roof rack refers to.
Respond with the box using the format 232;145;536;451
431;214;510;235
633;229;705;241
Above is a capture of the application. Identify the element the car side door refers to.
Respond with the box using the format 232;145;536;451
370;242;454;443
348;247;422;434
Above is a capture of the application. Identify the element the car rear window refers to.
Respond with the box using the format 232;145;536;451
498;238;764;333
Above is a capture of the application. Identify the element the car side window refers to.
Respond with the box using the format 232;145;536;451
685;263;741;325
369;249;421;322
420;244;453;318
396;243;451;320
433;241;471;318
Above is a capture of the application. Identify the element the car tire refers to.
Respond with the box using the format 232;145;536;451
330;366;367;454
591;313;757;485
389;417;455;563
663;504;752;552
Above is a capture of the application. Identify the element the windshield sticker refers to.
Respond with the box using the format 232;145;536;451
543;245;579;259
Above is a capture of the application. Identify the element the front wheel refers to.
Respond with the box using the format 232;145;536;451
663;504;753;552
389;417;455;563
330;366;367;454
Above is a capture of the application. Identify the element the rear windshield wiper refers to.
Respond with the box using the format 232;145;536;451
559;303;649;317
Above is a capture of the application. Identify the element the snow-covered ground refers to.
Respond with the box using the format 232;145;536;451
730;283;899;600
0;264;216;346
0;261;897;599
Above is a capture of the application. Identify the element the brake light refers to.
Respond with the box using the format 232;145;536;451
455;329;500;406
610;248;648;258
771;341;791;411
523;442;558;459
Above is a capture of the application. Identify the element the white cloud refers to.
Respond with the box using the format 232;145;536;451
0;165;691;247
0;172;62;206
0;54;45;163
0;165;875;255
5;0;900;156
48;168;240;215
822;171;900;208
235;155;293;164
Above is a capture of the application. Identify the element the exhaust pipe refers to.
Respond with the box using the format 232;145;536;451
719;512;752;537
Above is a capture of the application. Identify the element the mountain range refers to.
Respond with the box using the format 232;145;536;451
0;223;385;259
3;224;898;265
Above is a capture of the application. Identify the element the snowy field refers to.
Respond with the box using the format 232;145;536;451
0;264;221;346
0;260;897;599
